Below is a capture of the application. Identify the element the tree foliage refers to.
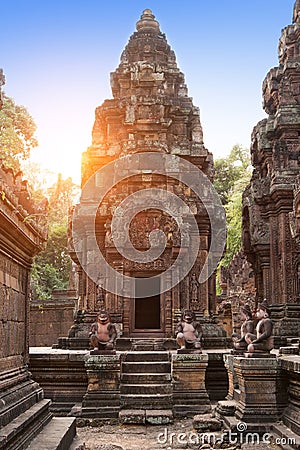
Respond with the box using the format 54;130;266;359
214;144;251;206
0;93;77;300
0;94;38;171
47;173;78;225
31;223;72;300
30;173;79;300
214;145;252;267
221;173;251;266
22;161;54;203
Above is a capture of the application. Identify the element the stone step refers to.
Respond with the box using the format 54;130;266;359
0;379;44;428
121;373;172;384
271;423;300;450
116;338;177;351
25;417;76;450
119;409;173;425
0;399;52;450
81;406;120;419
49;402;77;416
120;393;172;409
122;361;171;374
221;414;239;431
123;351;170;362
120;383;172;395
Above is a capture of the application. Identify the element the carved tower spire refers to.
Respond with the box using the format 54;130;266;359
81;9;211;186
293;0;300;23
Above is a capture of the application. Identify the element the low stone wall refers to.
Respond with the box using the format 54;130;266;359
30;290;77;347
280;355;300;435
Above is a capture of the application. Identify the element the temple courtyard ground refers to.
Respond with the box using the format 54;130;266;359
70;419;287;450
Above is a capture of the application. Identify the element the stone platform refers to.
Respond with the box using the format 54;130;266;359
215;352;300;447
82;350;211;423
217;354;286;425
29;347;220;423
29;347;88;416
29;346;230;416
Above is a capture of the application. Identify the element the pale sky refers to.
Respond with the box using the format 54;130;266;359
1;0;295;184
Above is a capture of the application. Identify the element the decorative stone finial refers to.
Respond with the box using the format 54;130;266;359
293;0;300;23
0;69;5;110
136;9;160;32
0;69;5;86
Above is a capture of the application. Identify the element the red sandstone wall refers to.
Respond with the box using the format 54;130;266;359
0;255;28;358
29;294;76;347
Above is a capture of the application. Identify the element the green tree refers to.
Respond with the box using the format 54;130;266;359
0;94;38;171
0;92;77;300
214;145;252;292
221;172;251;266
31;223;72;300
30;174;79;300
47;173;78;225
22;161;54;203
214;144;251;205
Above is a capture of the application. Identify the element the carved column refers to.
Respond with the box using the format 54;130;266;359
261;253;270;301
198;234;209;315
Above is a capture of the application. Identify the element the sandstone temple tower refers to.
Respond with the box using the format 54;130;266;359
242;0;300;343
69;10;224;342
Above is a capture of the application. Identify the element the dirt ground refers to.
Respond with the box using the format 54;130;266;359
69;419;283;450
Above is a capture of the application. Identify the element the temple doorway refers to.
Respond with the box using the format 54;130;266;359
135;295;160;329
131;275;163;335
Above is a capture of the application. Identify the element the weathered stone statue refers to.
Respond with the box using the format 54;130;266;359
89;311;117;352
245;300;274;354
232;303;254;352
176;310;202;353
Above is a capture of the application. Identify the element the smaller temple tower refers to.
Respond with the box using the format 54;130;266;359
242;1;300;343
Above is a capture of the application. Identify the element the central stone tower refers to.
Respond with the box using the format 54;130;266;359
81;9;211;184
68;10;224;344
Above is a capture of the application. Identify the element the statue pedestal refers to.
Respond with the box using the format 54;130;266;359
82;354;121;419
280;356;300;435
233;356;286;423
172;353;211;418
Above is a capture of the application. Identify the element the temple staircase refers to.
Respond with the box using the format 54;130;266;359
119;351;174;424
0;374;76;450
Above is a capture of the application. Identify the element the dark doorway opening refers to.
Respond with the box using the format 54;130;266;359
134;277;161;330
135;295;160;329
